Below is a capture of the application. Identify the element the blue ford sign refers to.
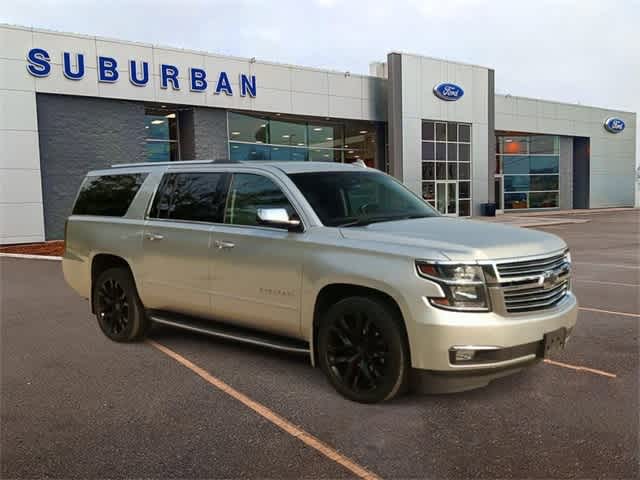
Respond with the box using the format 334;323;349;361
433;82;464;101
26;47;257;97
604;117;625;134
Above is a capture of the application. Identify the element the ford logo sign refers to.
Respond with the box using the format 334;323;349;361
604;117;625;133
433;83;464;101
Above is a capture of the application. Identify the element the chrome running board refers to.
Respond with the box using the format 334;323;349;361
149;312;310;355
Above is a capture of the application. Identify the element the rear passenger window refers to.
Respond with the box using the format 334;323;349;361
225;173;296;227
150;172;229;223
73;174;147;217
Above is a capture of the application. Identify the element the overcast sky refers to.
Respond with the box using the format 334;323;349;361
3;0;639;165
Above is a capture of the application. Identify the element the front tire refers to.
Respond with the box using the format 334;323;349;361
93;267;149;342
318;296;409;403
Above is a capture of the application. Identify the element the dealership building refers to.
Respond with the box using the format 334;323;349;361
1;24;637;243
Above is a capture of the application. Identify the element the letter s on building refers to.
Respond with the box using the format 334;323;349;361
27;48;51;77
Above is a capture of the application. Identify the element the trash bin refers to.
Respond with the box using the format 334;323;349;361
481;203;497;217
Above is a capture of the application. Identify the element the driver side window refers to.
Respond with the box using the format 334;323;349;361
224;173;296;227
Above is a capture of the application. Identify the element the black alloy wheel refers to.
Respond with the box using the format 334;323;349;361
96;277;130;337
93;267;149;342
318;296;409;403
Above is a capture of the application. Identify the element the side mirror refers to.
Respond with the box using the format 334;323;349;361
256;208;302;232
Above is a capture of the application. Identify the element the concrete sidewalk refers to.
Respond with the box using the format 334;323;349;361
473;207;637;227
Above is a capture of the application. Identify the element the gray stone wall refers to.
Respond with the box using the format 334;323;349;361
36;93;145;240
192;108;228;160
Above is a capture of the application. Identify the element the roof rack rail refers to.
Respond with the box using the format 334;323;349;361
111;159;239;168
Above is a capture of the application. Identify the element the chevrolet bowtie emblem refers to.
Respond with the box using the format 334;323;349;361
540;270;561;289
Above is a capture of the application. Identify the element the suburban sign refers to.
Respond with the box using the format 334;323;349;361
603;117;625;134
25;47;257;97
433;82;464;101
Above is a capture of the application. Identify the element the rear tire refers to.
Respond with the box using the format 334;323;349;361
318;296;409;403
92;267;149;342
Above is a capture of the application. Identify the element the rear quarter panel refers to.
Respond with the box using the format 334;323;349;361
62;169;161;301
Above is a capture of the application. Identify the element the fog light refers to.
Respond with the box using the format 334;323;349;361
454;349;476;362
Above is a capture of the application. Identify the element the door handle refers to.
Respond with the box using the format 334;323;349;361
214;240;235;250
145;232;164;241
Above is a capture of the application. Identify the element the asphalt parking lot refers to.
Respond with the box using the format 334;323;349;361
1;210;638;479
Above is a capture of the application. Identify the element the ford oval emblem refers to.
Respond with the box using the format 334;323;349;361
433;82;464;101
604;117;625;133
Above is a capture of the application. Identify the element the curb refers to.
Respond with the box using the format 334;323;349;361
519;219;590;227
0;253;62;261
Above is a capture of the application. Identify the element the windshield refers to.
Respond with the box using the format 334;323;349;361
288;170;439;227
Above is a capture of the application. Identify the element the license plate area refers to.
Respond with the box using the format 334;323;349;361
542;327;567;357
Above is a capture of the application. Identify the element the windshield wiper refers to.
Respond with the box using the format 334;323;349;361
337;214;432;228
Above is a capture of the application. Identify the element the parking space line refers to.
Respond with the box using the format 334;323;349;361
543;359;617;378
147;339;381;480
573;261;640;270
575;278;639;288
579;306;640;318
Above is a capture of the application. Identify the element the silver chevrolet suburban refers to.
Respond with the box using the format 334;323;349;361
63;160;577;403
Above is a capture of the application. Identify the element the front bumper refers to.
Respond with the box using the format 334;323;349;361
407;291;578;372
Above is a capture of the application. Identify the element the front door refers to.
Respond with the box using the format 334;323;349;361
435;181;457;216
209;172;304;338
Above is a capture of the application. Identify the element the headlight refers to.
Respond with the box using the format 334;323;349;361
416;261;490;311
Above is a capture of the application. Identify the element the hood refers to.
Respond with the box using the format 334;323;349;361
339;217;566;262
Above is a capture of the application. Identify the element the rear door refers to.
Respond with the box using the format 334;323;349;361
140;171;230;318
209;171;306;338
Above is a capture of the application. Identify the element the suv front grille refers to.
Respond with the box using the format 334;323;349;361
496;252;567;280
503;279;569;313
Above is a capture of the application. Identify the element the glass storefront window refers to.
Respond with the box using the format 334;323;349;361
447;162;457;180
422;122;435;141
530;192;559;208
422;182;435;202
458;124;471;143
459;181;471;199
530;155;559;174
497;134;560;210
530;175;559;191
498;136;528;154
422;162;435;180
458;144;470;162
227;112;378;166
530;135;559;154
422;142;435;160
146;141;179;162
447;143;457;161
229;142;270;161
145;108;179;162
458;199;470;217
421;120;472;216
270;119;307;146
308;124;343;149
308;148;336;162
504;175;530;192
504;193;528;209
503;156;530;175
228;112;268;143
459;163;470;180
447;124;458;142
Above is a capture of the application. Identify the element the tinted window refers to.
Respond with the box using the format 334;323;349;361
150;173;229;223
289;171;438;227
225;174;295;227
73;174;147;216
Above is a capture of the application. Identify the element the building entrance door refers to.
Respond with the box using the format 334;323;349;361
435;181;458;216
